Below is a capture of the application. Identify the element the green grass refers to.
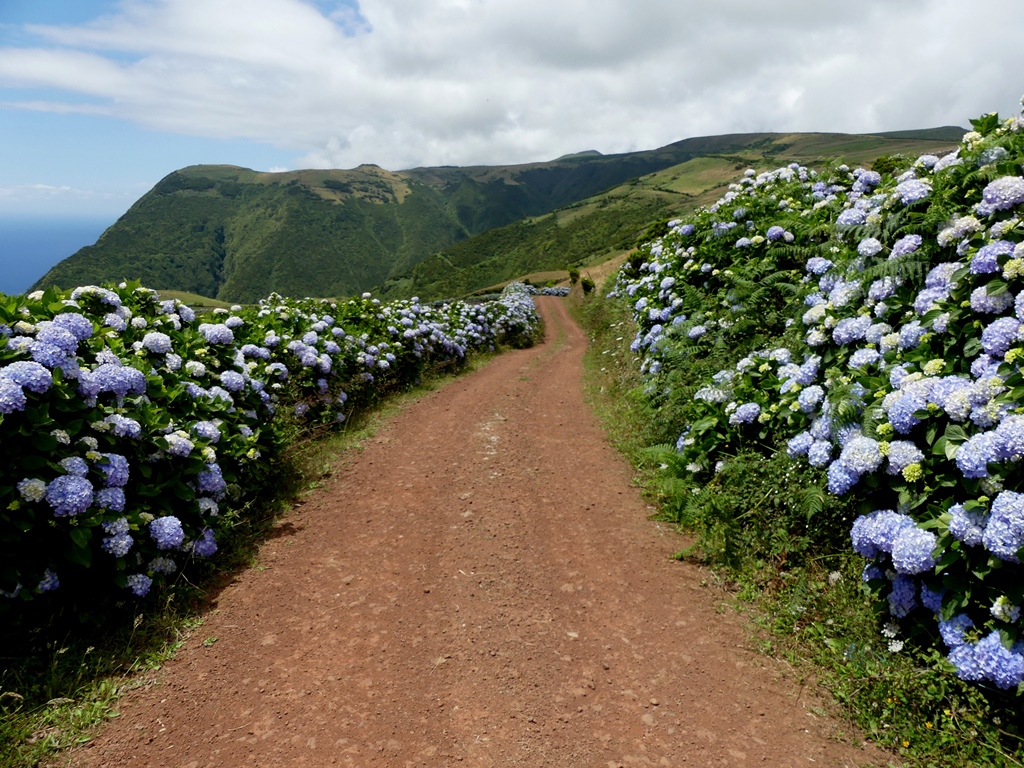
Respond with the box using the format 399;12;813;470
0;352;499;768
571;286;1024;768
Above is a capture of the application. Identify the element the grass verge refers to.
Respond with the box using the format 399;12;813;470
571;288;1024;768
0;353;498;768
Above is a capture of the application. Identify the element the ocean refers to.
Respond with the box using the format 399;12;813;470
0;215;114;296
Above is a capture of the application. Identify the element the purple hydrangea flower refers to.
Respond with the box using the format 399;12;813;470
827;460;859;495
887;392;926;434
956;431;998;478
197;463;227;495
805;257;833;275
970;285;1014;314
0;378;27;414
105;414;142;439
836;208;867;227
219;370;246;392
96;487;126;512
51;312;93;340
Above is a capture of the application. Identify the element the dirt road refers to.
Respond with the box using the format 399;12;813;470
73;297;886;767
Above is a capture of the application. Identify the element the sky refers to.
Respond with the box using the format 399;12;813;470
1;0;1023;220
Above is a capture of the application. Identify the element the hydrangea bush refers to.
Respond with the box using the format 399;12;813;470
0;281;538;606
610;103;1024;693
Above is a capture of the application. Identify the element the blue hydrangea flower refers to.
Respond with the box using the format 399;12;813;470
849;348;880;368
982;177;1024;211
797;385;824;413
827;460;859;495
887;392;926;434
37;569;59;593
105;414;142;439
45;475;93;517
96;487;126;512
150;516;185;550
886;440;924;475
832;316;872;345
851;509;916;557
729;402;761;425
2;361;53;393
786;431;813;457
96;453;129;487
891;527;939;575
920;583;945;613
219;370;246;392
971;240;1015;274
192;529;218;558
836;208;867;227
981;316;1021;356
890;234;922;259
975;631;1024;689
948;503;987;546
894;179;931;205
198;323;234;344
939;613;975;649
955;431;998;478
126;573;152;597
197;463;227;495
807;440;832;467
805;257;833;275
983;490;1024;562
970;285;1015;314
888;574;919;618
50;312;93;340
898;321;927;350
857;237;883;257
59;456;89;477
0;377;27;414
141;332;172;353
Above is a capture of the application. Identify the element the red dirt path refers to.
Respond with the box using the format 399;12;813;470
72;297;888;767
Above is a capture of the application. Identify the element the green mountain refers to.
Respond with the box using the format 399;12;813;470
33;128;965;302
378;129;967;300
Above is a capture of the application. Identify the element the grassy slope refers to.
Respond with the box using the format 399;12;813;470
380;131;963;301
32;129;963;303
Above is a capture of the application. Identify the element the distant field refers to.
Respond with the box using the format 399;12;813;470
154;289;235;310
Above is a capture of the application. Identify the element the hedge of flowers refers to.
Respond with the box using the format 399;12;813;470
610;101;1024;692
0;281;538;607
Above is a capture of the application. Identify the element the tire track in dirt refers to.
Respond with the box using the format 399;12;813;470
72;296;888;767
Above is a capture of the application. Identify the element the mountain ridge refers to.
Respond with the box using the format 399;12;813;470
33;127;965;301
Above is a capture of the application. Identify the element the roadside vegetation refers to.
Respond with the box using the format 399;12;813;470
574;103;1024;766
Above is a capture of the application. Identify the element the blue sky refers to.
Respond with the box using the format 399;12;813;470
2;0;1024;219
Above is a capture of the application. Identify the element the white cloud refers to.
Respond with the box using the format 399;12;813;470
0;0;1022;172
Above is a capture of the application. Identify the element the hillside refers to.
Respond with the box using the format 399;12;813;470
379;129;965;300
33;128;964;302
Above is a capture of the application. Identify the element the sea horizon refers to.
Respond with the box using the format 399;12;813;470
0;214;115;296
